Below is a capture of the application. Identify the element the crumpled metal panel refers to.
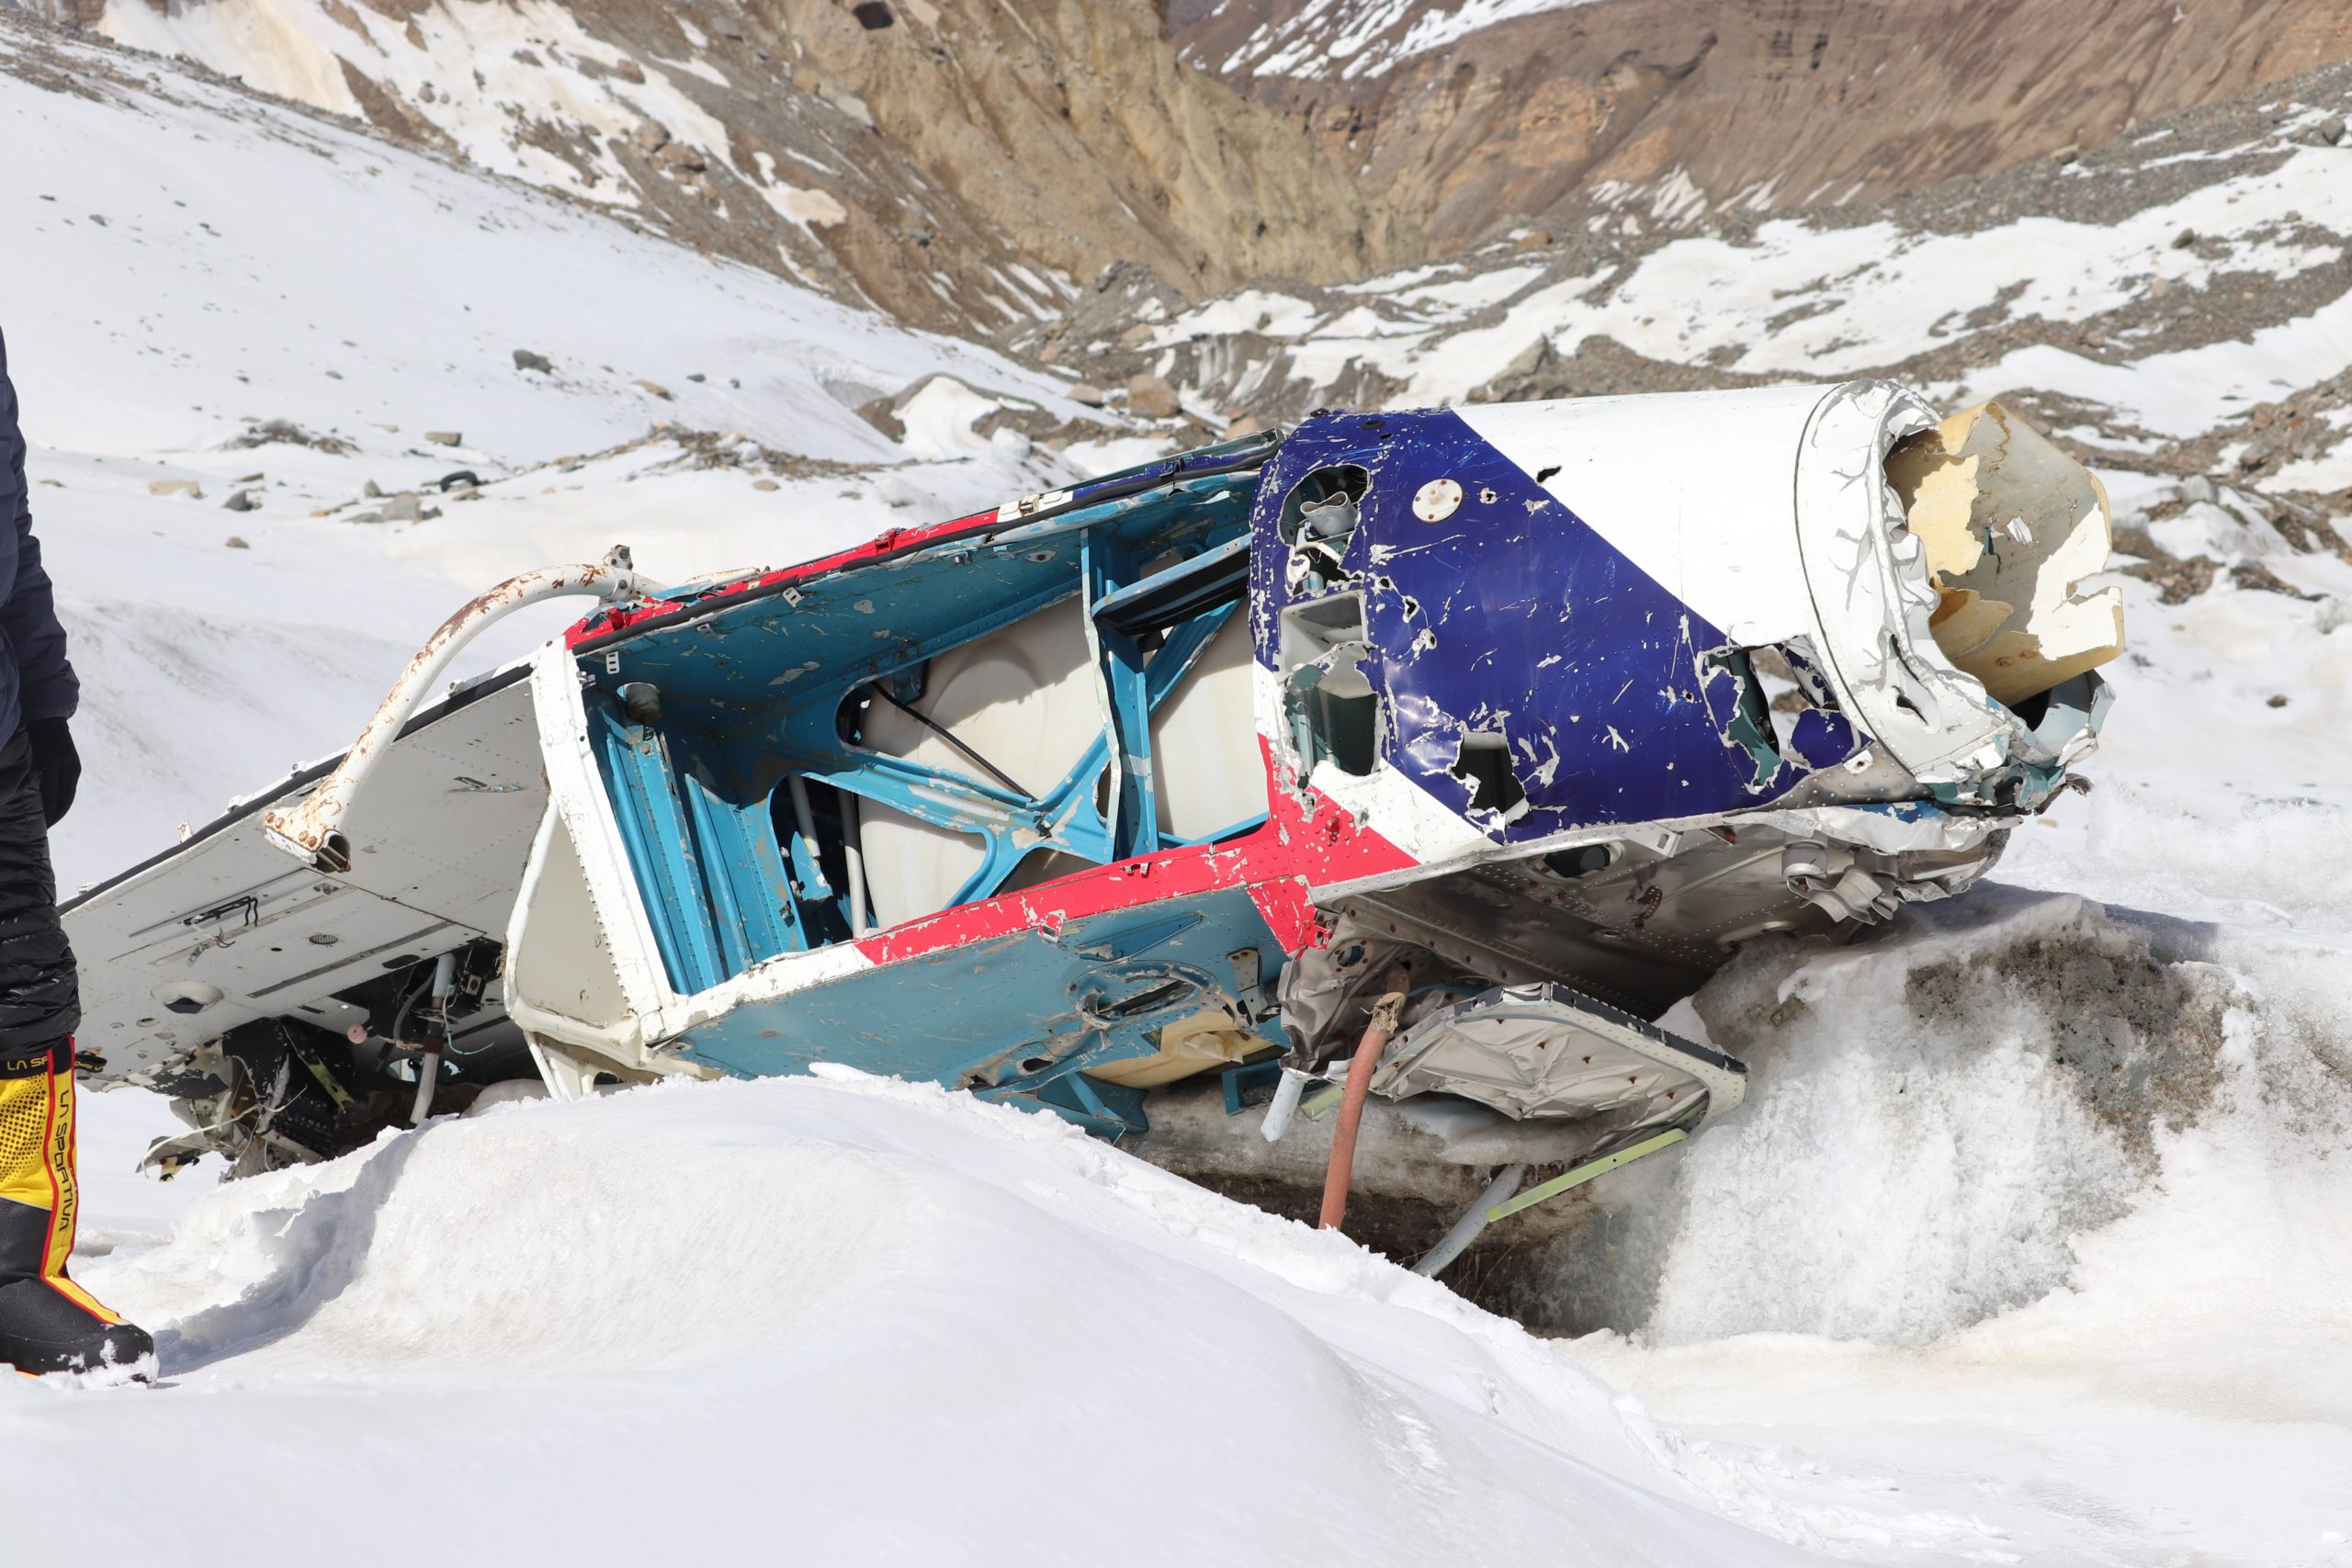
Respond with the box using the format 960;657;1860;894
1368;980;1747;1123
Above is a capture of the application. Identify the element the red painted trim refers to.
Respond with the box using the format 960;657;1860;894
852;741;1411;966
564;509;1001;647
1246;877;1326;956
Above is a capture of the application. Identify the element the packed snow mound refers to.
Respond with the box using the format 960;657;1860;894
1628;891;2241;1344
1522;888;2352;1359
35;1072;1820;1567
1548;891;2352;1562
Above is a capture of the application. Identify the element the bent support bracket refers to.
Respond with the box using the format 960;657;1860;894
1486;1127;1689;1223
262;548;643;873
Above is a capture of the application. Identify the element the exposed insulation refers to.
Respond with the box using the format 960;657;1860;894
1082;1010;1263;1089
1886;401;2126;708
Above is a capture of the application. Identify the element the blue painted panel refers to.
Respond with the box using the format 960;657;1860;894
592;705;728;993
681;774;797;965
673;887;1287;1138
1247;409;1874;842
580;467;1269;999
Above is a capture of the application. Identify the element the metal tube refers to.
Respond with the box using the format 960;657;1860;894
1485;1127;1689;1224
1412;1164;1526;1279
411;951;458;1128
263;550;641;873
409;1051;442;1127
786;776;820;855
1259;1066;1309;1144
785;775;828;901
1317;966;1409;1232
842;793;870;932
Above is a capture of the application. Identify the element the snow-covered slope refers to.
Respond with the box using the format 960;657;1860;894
2;15;1092;891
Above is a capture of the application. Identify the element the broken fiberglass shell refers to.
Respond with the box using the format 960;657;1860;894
60;379;2117;1184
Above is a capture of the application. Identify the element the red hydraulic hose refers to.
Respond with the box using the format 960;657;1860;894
1319;966;1410;1232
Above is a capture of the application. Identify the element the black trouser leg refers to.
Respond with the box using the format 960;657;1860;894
0;730;151;1375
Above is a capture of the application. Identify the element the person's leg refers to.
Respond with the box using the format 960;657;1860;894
0;731;152;1376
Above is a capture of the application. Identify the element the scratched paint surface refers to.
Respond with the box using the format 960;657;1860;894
548;404;2069;1135
1249;410;1871;843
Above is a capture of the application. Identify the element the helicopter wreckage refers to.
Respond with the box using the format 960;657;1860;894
65;380;2122;1271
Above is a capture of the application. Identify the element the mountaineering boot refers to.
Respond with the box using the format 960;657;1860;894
0;1039;153;1377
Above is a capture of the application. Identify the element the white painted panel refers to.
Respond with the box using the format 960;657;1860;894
1456;385;1832;647
329;675;547;931
858;596;1101;928
506;809;628;1032
1150;613;1261;840
65;673;543;1088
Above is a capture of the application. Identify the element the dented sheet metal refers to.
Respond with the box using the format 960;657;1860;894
1369;981;1747;1124
68;383;2119;1212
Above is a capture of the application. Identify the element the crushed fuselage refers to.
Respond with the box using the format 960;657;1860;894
66;381;2118;1221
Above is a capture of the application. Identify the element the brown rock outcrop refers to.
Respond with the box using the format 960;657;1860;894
1179;0;2352;243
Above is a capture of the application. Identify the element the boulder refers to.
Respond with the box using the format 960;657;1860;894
1125;373;1182;419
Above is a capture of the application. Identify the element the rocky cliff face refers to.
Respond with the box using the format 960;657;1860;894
70;0;1411;334
1177;0;2352;244
33;0;2352;373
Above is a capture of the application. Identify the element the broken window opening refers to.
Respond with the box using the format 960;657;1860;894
861;680;1028;796
1142;610;1263;841
999;845;1098;897
1278;464;1370;596
1698;648;1785;793
1451;731;1527;816
1885;400;2124;713
1544;843;1615;880
1278;593;1381;779
1294;682;1379;778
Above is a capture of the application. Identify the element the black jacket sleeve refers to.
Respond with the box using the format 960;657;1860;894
0;330;78;726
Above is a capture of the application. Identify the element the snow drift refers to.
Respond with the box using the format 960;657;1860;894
30;1071;1821;1568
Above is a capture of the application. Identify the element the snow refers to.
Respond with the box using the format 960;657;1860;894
1157;140;2352;436
14;15;2352;1567
1212;0;1604;81
1562;893;2352;1562
3;47;1076;473
101;0;733;216
39;1071;1815;1567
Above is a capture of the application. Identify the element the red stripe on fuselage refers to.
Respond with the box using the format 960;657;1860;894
852;741;1411;965
564;509;1002;647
